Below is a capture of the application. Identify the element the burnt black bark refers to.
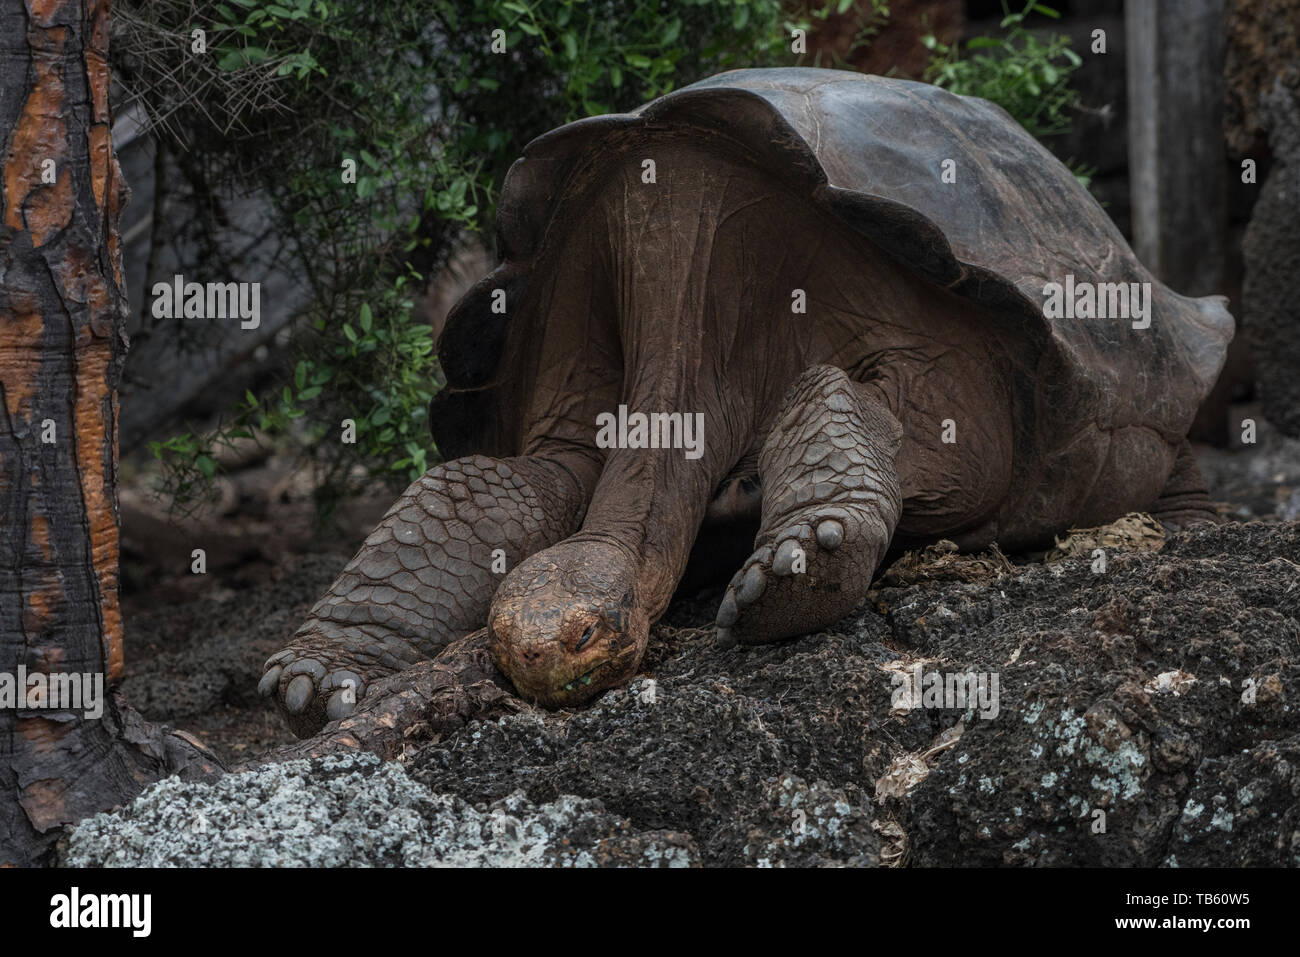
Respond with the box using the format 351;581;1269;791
0;0;218;866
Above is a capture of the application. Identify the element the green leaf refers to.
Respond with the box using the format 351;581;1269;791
624;53;651;69
343;324;357;342
195;455;218;479
217;48;245;71
359;303;373;331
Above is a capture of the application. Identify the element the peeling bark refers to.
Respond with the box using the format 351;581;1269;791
1;0;220;867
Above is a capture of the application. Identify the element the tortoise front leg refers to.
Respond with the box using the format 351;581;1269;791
716;365;903;645
259;453;592;737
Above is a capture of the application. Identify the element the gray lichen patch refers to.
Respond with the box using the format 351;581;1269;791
741;775;881;868
64;753;697;868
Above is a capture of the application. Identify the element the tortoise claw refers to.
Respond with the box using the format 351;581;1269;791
326;690;356;722
816;519;844;549
737;564;767;604
284;675;314;714
257;665;282;698
716;593;739;628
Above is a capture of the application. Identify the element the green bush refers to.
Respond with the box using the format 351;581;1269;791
923;1;1083;137
123;0;814;517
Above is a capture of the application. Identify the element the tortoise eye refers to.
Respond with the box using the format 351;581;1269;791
575;622;597;652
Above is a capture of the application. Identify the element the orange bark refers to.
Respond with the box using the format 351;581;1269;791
0;0;147;864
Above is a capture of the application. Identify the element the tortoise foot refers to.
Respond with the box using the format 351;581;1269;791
259;625;427;738
716;365;903;647
715;502;889;647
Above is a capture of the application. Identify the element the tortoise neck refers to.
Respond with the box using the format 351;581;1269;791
567;138;765;616
575;403;737;620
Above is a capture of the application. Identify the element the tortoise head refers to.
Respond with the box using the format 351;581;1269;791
489;540;647;708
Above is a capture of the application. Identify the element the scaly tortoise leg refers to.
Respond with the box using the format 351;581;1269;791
259;454;591;737
1150;439;1223;529
716;364;904;645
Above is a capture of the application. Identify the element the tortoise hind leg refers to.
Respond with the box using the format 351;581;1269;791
1150;440;1223;529
716;365;904;645
259;453;592;737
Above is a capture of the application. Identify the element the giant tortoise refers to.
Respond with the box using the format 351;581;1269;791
260;68;1233;735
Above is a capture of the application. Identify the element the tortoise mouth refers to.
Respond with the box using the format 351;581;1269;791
561;662;603;694
547;659;619;707
493;634;640;708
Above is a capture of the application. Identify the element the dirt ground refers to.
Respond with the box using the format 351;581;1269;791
117;400;1300;770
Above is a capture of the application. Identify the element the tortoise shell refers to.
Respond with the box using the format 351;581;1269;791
431;67;1232;461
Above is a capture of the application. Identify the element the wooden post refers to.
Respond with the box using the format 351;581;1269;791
1125;0;1228;296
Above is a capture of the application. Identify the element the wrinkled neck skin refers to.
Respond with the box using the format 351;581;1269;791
575;153;763;616
492;139;791;706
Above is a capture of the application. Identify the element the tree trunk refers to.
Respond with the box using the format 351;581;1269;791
1125;0;1228;296
1;0;219;867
